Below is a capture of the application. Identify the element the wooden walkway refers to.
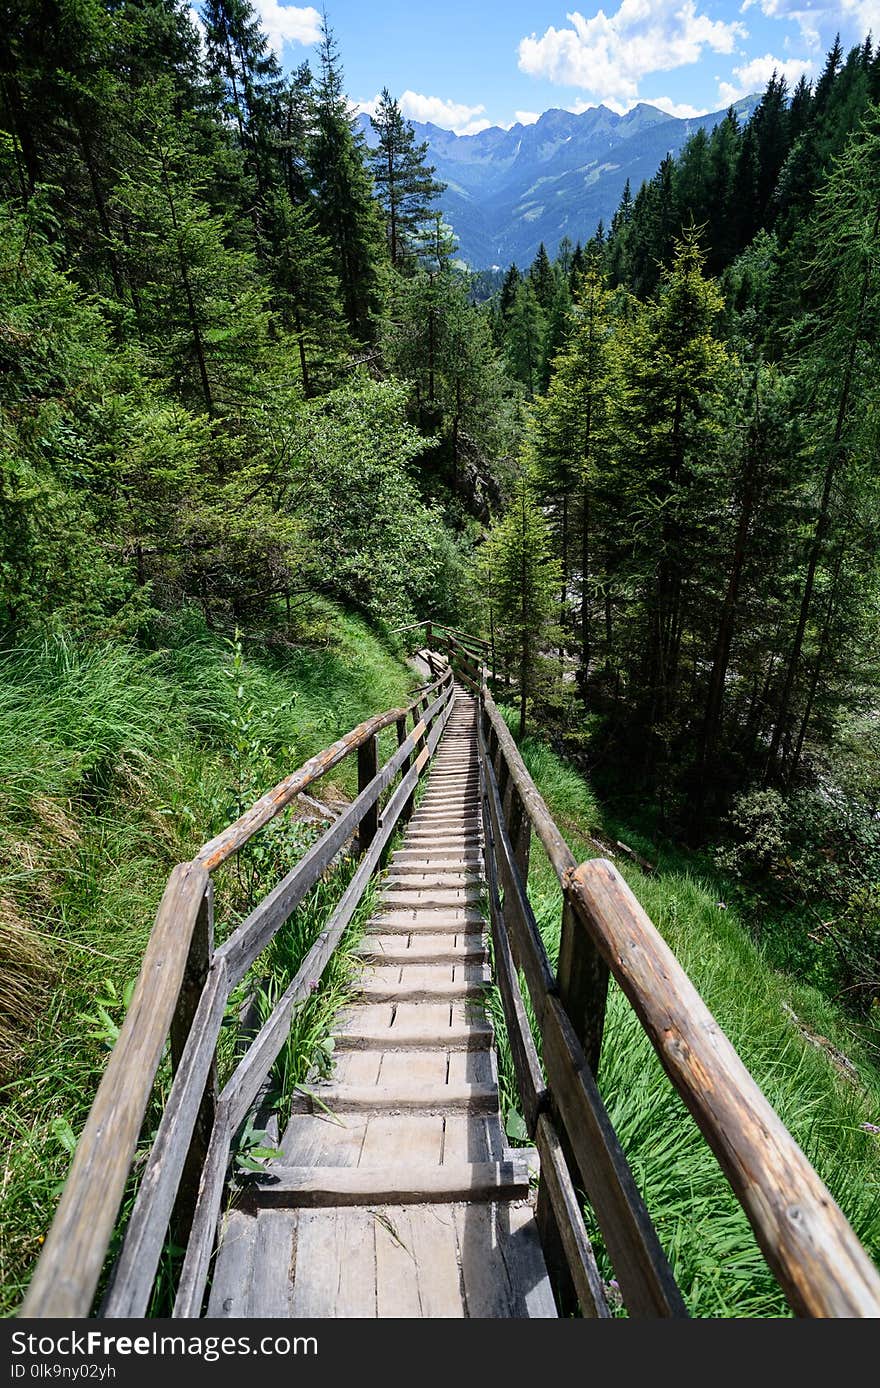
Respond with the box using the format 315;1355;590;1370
207;691;556;1318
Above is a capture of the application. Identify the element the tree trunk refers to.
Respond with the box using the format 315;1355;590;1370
767;198;880;775
578;486;590;700
159;150;215;425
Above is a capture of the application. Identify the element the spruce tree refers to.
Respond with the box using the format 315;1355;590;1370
480;476;560;737
370;88;443;269
309;17;384;339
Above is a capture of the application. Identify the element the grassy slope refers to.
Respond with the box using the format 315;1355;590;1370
495;724;880;1318
0;602;415;1314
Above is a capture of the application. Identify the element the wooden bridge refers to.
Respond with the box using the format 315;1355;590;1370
22;623;880;1319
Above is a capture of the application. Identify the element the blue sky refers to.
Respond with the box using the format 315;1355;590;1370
243;2;879;131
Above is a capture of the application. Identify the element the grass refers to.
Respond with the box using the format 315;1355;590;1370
493;708;880;1318
0;600;417;1315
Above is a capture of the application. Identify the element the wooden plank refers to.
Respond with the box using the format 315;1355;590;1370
356;734;379;853
173;1102;234;1318
541;994;687;1318
288;1082;498;1115
557;894;608;1076
336;1209;379;1317
376;1207;421;1317
281;1113;368;1166
534;1113;610;1318
379;1050;448;1086
248;1161;530;1207
169;883;217;1254
246;1211;295;1317
103;957;229;1317
454;1202;555;1318
566;858;880;1318
500;1203;559;1318
359;1115;444;1165
409;1208;467;1316
205;1210;256;1318
482;689;576;884
288;1210;345;1317
23;862;210;1319
442;1116;492;1163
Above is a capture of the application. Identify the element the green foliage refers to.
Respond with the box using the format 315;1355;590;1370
0;602;415;1311
498;720;880;1317
480;476;560;736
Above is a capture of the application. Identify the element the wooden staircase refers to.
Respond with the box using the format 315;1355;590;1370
207;692;556;1318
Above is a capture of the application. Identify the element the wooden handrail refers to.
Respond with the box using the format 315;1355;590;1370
474;665;880;1319
22;862;211;1318
566;860;880;1319
23;672;457;1319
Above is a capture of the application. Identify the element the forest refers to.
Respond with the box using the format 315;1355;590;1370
1;0;880;1317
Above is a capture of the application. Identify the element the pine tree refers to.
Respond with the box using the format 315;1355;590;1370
202;0;283;201
481;476;560;737
370;88;443;269
309;17;384;339
529;262;616;694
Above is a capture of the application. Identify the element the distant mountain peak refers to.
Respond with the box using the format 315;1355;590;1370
360;96;761;267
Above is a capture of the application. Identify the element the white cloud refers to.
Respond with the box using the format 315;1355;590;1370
643;95;709;117
358;90;492;135
252;2;321;55
514;110;542;125
717;51;815;103
518;1;747;107
740;0;880;49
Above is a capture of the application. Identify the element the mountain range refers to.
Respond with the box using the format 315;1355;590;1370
359;97;758;269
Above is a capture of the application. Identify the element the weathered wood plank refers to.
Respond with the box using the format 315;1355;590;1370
173;1101;234;1318
534;1113;610;1318
356;734;379;854
22;862;210;1319
482;689;576;884
556;894;609;1078
541;994;687;1318
288;1081;498;1115
205;1210;256;1318
566;858;880;1319
247;1160;530;1207
247;1211;295;1317
103;957;229;1317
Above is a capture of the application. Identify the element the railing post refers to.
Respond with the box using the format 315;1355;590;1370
356;733;379;854
396;715;412;824
508;787;531;883
168;878;217;1248
557;892;609;1077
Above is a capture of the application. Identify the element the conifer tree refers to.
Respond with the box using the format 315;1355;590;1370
529;262;616;693
481;477;560;737
370;88;443;269
309;17;384;338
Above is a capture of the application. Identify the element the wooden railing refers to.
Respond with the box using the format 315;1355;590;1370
468;654;880;1319
22;667;457;1319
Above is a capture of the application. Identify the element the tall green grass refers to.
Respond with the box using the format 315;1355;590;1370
494;712;880;1317
0;602;415;1314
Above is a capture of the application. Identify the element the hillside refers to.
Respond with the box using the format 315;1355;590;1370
359;97;758;267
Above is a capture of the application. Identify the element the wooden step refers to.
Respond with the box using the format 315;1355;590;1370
289;1081;498;1115
242;1160;531;1208
373;910;485;930
357;938;488;965
386;861;482;877
358;973;490;1004
333;1024;493;1052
